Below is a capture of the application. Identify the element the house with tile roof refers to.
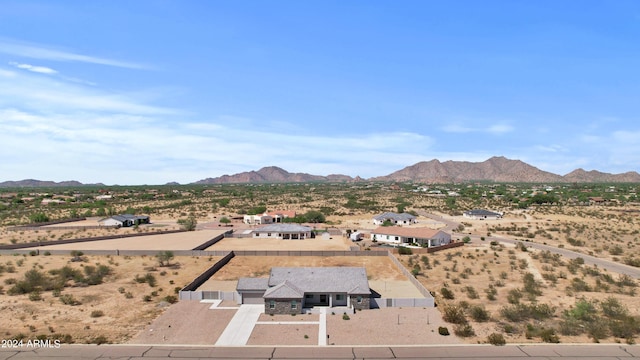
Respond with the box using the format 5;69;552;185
462;209;502;220
251;223;313;240
372;212;417;226
266;210;296;223
371;226;451;247
237;267;371;314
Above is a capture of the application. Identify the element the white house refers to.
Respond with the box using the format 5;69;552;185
462;209;502;220
372;212;417;226
98;214;150;227
243;214;273;225
371;227;451;247
252;224;313;240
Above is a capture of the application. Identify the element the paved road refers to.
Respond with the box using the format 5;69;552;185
417;210;640;279
2;344;639;359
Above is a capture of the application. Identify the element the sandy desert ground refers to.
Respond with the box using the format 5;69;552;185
0;254;220;343
207;235;352;251
23;229;227;251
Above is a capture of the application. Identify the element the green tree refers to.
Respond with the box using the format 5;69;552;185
219;217;231;225
156;251;175;267
177;214;197;231
29;213;50;223
304;210;326;223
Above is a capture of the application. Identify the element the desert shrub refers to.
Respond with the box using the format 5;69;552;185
28;290;42;301
29;251;38;256
600;297;628;319
145;273;157;287
440;287;455;300
143;295;152;302
342;313;350;320
438;326;450;336
485;285;498;300
90;336;109;345
43;251;51;256
90;310;104;318
569;277;591;292
507;289;522;304
442;305;467;325
487;332;506;346
469;305;490;322
523;273;542;297
125;292;133;299
59;294;81;306
501;303;554;322
464;286;479;299
398;247;413;255
609;245;624;256
163;295;178;304
454;324;475;337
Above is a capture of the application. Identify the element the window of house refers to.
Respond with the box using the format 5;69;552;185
269;300;275;309
357;296;363;304
305;294;313;299
291;301;297;310
395;236;399;241
267;233;271;236
336;294;344;301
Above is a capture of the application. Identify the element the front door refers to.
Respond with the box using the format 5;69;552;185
319;294;327;305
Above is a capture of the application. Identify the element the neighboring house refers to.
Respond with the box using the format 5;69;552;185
371;227;451;247
462;209;503;220
372;212;417;226
237;267;371;314
243;214;273;225
98;214;150;227
267;210;296;223
252;224;313;240
349;231;363;242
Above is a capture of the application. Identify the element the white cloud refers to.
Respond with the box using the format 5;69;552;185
9;61;57;74
0;38;149;69
441;122;513;135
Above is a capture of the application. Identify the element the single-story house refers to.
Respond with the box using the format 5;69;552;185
372;212;417;226
252;223;313;240
371;227;451;247
98;214;150;227
237;267;371;314
267;210;296;223
243;214;273;225
462;209;503;220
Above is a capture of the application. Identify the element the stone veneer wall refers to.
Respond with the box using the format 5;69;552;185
264;298;303;315
350;295;371;311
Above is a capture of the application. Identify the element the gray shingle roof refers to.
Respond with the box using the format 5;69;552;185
373;212;416;221
263;280;305;299
266;267;370;297
236;277;269;291
254;224;312;233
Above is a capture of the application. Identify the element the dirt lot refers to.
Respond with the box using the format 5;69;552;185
130;301;235;345
207;235;352;251
0;254;220;344
23;229;227;251
197;255;422;298
398;241;639;344
326;307;461;345
0;218;182;245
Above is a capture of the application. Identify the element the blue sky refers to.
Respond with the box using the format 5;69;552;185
1;1;640;184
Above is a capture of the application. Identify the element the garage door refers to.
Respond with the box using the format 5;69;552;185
242;293;264;304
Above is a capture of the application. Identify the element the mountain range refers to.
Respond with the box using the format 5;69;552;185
2;157;640;187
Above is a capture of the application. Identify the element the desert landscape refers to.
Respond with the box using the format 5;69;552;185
0;180;639;346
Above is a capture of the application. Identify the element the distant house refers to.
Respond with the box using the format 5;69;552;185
349;231;364;242
462;209;502;220
267;210;296;223
252;224;313;240
243;214;273;225
371;227;451;247
372;212;417;226
98;214;150;227
237;267;371;314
